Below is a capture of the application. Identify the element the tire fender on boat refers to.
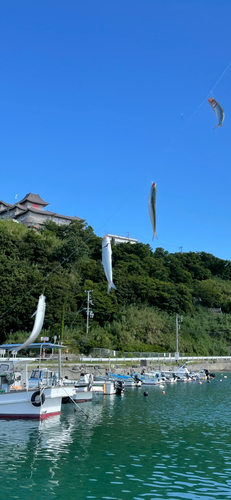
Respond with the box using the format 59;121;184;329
31;390;45;407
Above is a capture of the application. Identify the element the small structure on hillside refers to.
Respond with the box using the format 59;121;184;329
210;308;222;314
107;234;138;245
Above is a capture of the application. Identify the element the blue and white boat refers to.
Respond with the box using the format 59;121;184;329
131;372;161;386
95;372;141;388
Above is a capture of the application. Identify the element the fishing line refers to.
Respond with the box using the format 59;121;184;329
0;202;126;320
165;60;231;151
69;302;85;328
182;61;231;130
210;61;231;93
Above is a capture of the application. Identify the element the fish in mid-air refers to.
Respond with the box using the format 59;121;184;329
102;235;116;293
14;295;46;352
148;182;158;240
208;98;225;128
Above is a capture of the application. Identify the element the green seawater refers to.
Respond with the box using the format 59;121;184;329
1;375;231;500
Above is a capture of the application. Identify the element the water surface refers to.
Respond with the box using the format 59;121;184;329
1;374;231;499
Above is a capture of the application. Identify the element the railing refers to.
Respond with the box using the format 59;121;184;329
78;354;231;363
89;350;185;358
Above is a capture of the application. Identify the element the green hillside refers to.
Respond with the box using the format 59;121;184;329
1;219;231;356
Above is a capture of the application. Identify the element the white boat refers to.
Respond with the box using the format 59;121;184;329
95;372;141;388
176;375;189;382
29;367;92;404
72;386;93;402
149;370;174;384
161;363;196;382
91;379;125;395
75;372;94;388
63;373;93;403
62;372;124;399
0;295;76;419
163;373;177;383
102;380;125;395
139;373;160;386
198;368;215;380
0;359;75;419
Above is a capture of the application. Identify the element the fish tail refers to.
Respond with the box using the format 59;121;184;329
108;282;117;293
152;232;158;240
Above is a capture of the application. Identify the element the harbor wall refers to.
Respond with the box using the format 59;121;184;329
139;360;231;373
27;359;231;381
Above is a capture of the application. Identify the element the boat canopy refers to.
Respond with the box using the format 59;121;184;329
0;342;67;351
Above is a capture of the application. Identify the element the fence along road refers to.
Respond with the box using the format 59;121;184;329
79;355;231;363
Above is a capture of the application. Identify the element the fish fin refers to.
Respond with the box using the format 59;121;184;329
108;282;117;293
213;123;221;129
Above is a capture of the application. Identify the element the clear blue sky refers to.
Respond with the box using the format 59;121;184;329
1;1;231;259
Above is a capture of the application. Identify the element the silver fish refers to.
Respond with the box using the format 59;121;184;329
102;236;116;293
148;182;158;240
14;295;46;352
208;97;225;129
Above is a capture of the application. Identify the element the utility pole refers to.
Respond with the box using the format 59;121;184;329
85;290;94;335
175;314;183;361
179;246;183;253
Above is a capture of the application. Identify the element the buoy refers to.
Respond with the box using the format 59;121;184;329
162;391;165;394
144;391;148;397
220;380;222;382
224;376;227;378
199;381;202;385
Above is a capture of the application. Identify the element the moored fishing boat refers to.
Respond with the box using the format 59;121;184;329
0;295;76;419
63;373;93;403
0;357;75;419
136;373;161;386
95;372;141;388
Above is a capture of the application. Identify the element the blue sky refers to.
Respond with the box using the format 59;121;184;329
1;0;231;259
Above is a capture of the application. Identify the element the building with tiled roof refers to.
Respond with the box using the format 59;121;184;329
0;193;82;229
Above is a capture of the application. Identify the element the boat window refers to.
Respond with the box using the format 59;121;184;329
30;370;39;379
0;364;10;373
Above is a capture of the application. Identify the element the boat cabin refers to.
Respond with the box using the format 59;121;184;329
28;368;57;388
0;361;25;392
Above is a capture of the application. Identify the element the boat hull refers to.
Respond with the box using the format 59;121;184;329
72;387;93;403
0;385;75;420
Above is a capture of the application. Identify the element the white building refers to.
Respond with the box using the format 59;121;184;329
107;234;138;245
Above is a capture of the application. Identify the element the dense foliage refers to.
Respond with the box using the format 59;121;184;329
1;219;231;355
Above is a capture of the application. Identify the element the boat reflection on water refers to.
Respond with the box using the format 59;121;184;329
1;400;103;445
0;400;103;495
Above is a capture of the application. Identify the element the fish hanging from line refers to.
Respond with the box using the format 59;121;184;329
102;235;116;293
148;182;158;240
14;295;46;353
208;98;225;129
